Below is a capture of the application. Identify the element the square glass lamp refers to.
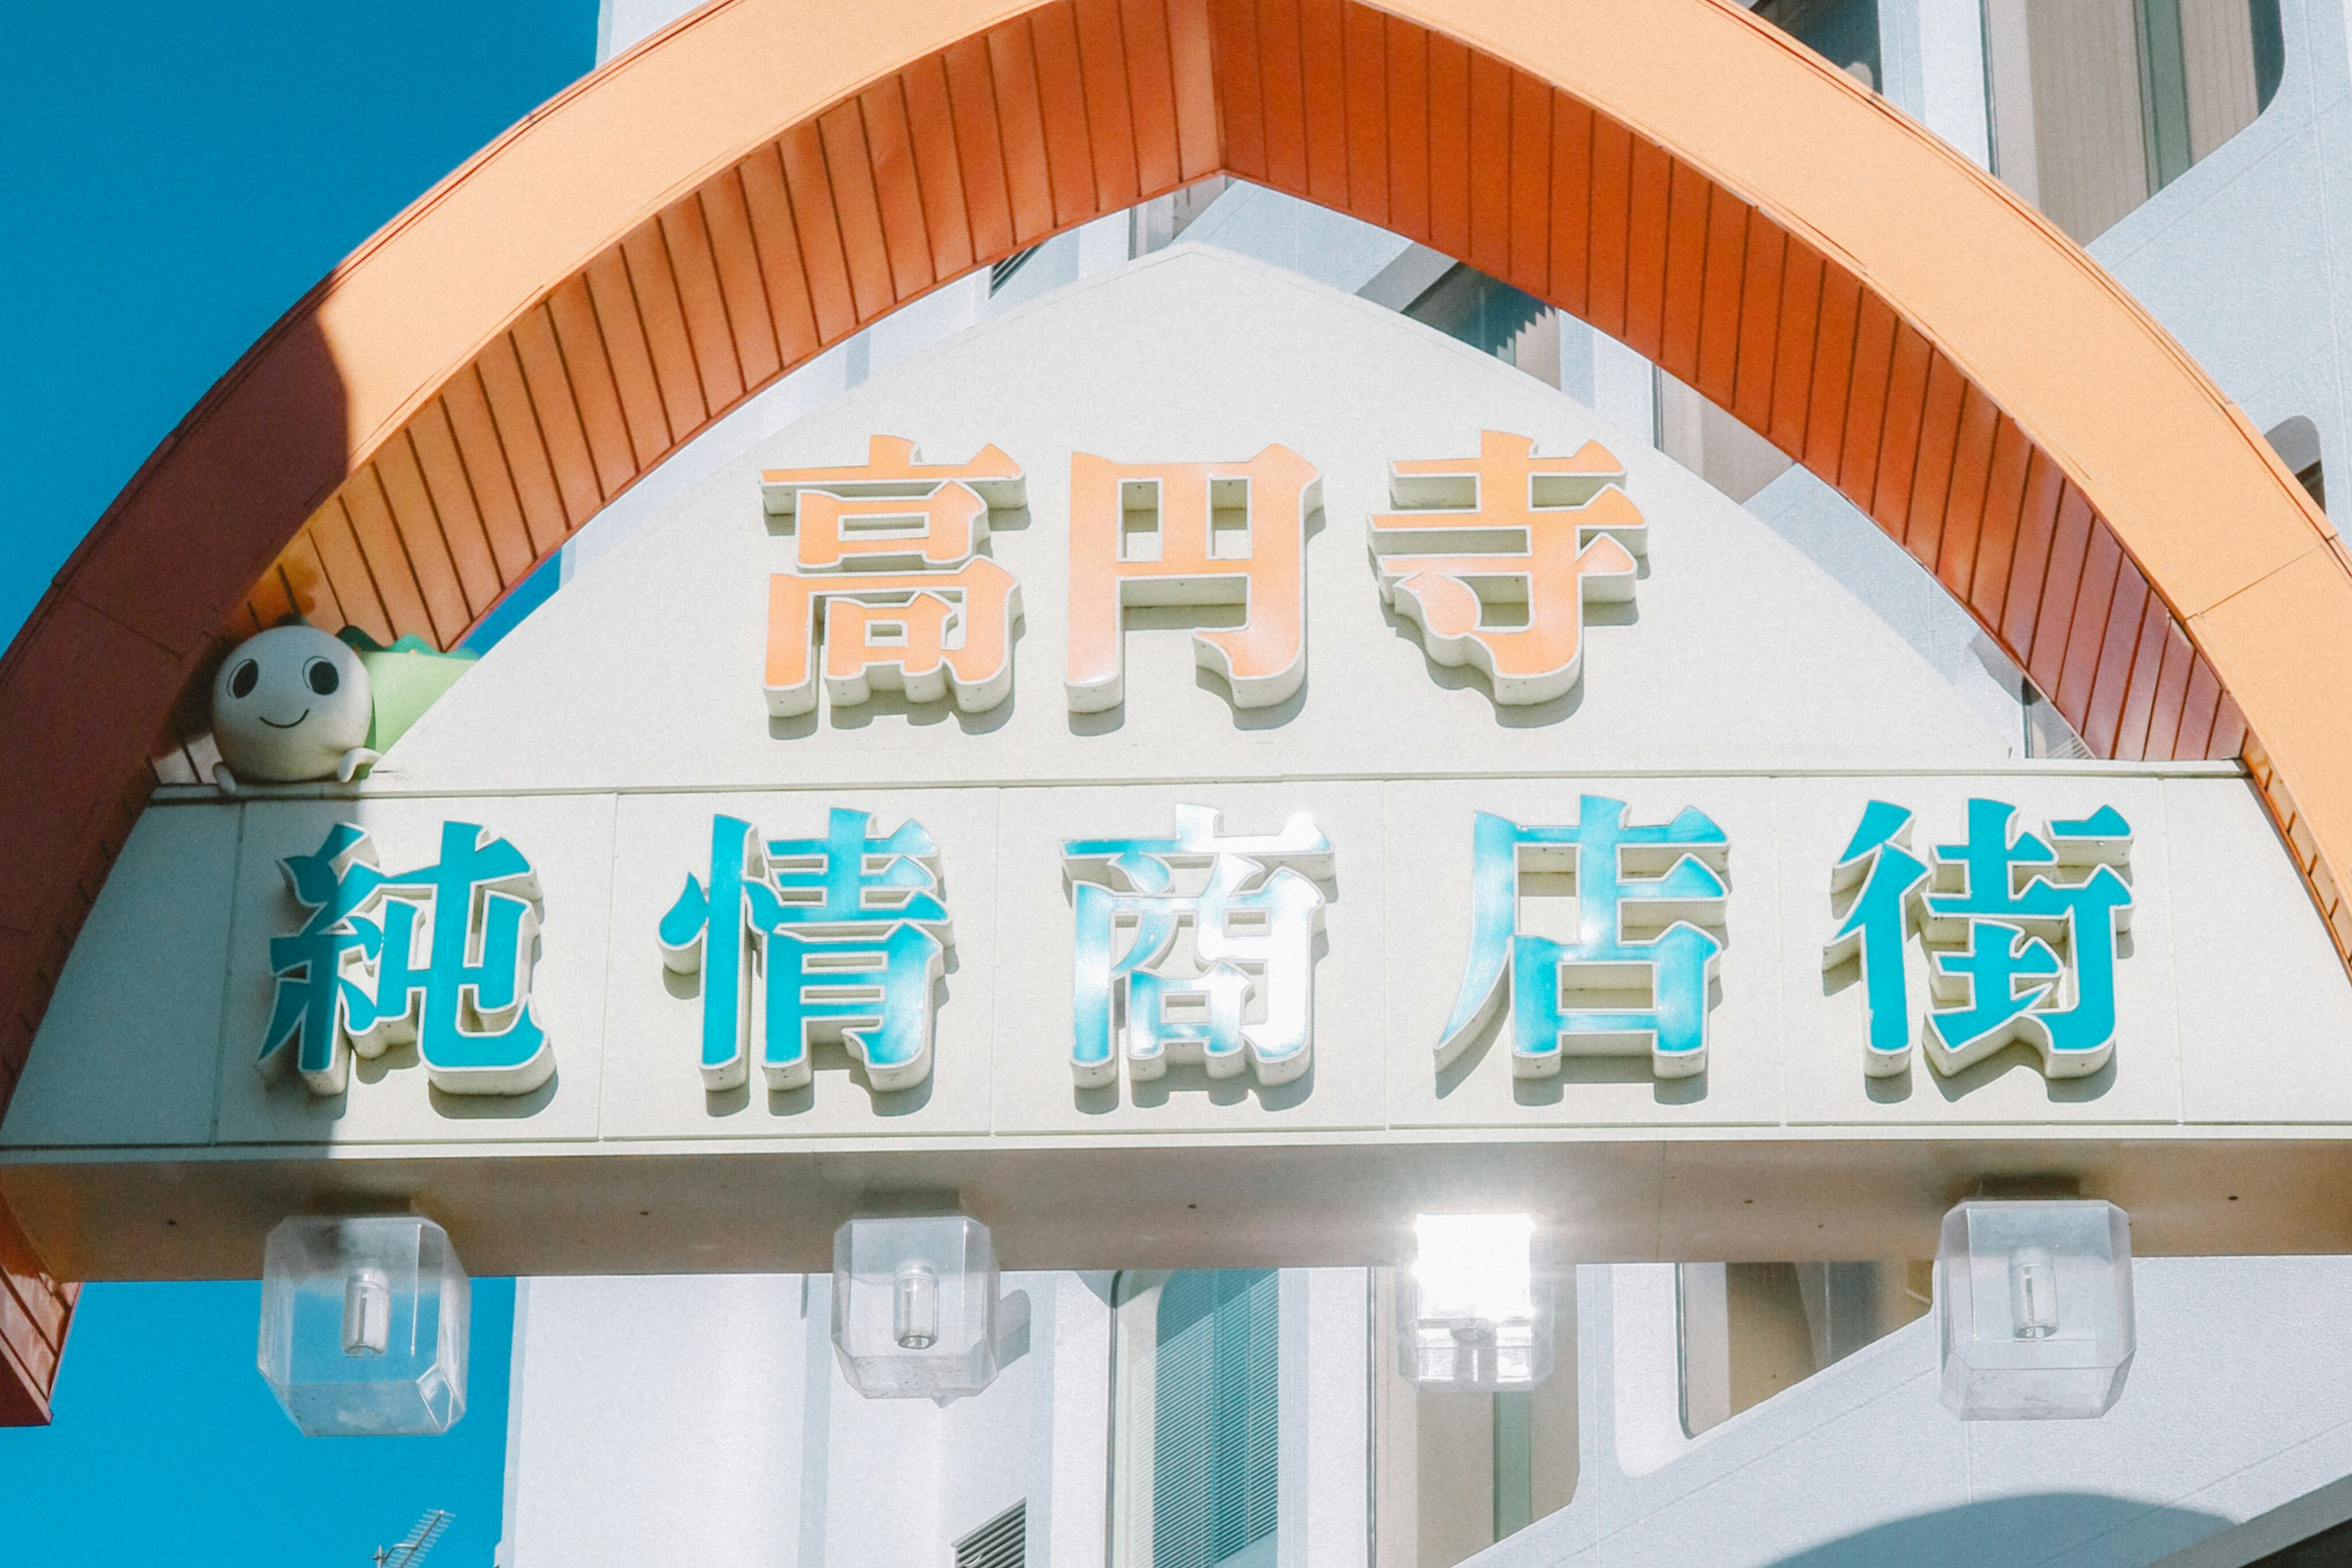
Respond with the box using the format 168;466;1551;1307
258;1216;470;1436
1398;1213;1557;1391
1937;1199;2134;1420
832;1215;1004;1400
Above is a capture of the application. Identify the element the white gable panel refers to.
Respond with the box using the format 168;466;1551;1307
380;246;2011;796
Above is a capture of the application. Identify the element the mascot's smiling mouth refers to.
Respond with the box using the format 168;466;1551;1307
258;710;311;729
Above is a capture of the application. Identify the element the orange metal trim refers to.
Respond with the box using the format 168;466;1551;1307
1904;349;1966;571
1765;236;1820;455
663;194;751;412
1872;322;1932;536
1585;113;1631;337
1382;15;1428;242
737;145;827;363
1803;262;1860;475
1936;383;1999;598
1464;51;1511;277
1839;292;1896;510
1301;0;1348;208
1424;32;1471;260
1340;2;1387;226
1658;157;1709;383
1621;137;1671;360
4;0;2350;1423
1694;184;1746;407
701;172;788;386
1506;69;1551;299
1547;97;1592;319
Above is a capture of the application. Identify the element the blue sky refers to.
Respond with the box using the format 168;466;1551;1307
1;4;593;1563
0;1281;518;1566
0;0;595;646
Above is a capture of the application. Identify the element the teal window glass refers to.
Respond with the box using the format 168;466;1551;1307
1113;1269;1283;1568
1754;0;1882;92
1153;1270;1280;1568
1402;265;1548;365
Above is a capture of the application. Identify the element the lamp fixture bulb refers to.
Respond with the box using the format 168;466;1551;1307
894;1259;941;1351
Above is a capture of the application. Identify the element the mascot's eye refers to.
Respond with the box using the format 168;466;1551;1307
228;660;259;699
304;659;340;696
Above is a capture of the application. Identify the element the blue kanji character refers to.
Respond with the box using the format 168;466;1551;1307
1922;801;2132;1074
1823;798;2133;1078
262;823;387;1096
1926;921;2065;1055
353;821;552;1096
1822;801;1931;1076
263;820;552;1097
1437;796;1728;1080
660;809;951;1094
1063;805;1331;1089
658;815;769;1090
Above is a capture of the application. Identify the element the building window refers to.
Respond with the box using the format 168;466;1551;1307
1402;264;1557;381
1112;1270;1282;1568
1677;1262;1931;1435
1755;0;1882;91
1983;0;2285;243
2267;415;2325;512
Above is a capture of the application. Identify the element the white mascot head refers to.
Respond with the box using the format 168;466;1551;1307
209;625;377;792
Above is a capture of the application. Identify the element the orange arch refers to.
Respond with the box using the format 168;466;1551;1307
3;0;2348;1419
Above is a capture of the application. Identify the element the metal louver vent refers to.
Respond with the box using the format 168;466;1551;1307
953;1500;1025;1568
989;247;1040;293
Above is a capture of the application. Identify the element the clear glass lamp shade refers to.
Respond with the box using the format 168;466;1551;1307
1398;1213;1557;1392
832;1215;1003;1400
1937;1199;2134;1420
258;1215;470;1436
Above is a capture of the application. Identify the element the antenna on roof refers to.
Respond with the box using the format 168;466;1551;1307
371;1510;452;1568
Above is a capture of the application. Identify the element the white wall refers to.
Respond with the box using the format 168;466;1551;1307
500;1275;810;1567
595;0;697;62
502;1270;1370;1567
2086;0;2352;507
503;1257;2352;1568
1887;0;1995;169
500;1272;1101;1567
1485;1259;2352;1567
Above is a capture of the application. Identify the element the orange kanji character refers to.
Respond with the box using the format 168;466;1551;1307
760;436;1026;717
1066;445;1321;712
1369;430;1643;706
